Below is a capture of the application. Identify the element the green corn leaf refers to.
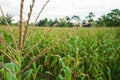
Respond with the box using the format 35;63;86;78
4;63;18;80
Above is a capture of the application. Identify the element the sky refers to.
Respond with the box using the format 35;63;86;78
0;0;120;22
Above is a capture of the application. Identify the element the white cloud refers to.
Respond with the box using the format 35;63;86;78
0;0;120;22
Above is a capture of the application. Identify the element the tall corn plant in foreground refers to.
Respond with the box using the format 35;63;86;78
0;0;58;79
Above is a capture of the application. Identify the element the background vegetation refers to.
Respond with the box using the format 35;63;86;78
0;9;120;27
0;27;120;79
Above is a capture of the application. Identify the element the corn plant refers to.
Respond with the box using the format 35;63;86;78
0;0;55;79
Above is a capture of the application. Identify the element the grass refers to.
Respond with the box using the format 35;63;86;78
0;27;120;80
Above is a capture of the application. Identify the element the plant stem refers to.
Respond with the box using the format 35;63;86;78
19;0;24;50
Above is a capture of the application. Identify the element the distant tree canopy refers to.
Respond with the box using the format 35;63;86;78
71;15;81;22
0;14;14;25
96;9;120;27
0;9;120;27
37;9;120;27
86;12;95;22
82;12;95;27
37;17;79;27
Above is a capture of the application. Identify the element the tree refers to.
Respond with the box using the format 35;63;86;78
108;9;120;26
86;12;95;22
0;14;13;25
37;18;49;27
71;15;81;27
58;18;68;27
96;9;120;27
49;19;54;27
65;16;71;22
71;15;80;22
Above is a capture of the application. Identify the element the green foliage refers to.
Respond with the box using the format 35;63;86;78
96;9;120;27
37;18;49;27
71;15;81;22
37;17;77;27
0;14;14;25
37;9;120;27
4;63;18;80
86;12;95;22
0;27;120;80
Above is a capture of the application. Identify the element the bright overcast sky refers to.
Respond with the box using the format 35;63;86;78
0;0;120;22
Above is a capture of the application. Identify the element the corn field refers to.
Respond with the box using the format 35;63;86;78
0;27;120;80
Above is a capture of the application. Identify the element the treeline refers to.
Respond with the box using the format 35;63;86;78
0;9;120;27
37;12;95;27
96;9;120;27
37;16;80;27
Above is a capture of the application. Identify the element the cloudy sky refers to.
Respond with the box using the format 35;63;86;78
0;0;120;22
